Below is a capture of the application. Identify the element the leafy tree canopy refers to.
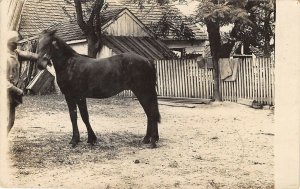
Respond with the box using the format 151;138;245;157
195;0;251;26
231;0;275;56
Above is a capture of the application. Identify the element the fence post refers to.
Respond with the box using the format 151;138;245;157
217;59;222;101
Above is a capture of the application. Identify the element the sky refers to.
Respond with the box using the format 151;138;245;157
172;0;200;16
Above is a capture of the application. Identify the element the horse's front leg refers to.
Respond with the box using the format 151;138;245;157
65;95;80;147
77;98;97;145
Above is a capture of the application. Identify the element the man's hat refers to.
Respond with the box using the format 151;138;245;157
7;31;19;44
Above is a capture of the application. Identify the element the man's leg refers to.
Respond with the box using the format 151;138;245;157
7;103;16;134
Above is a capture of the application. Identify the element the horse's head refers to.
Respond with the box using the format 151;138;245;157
37;30;56;69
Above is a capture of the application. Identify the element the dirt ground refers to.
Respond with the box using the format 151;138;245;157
5;95;274;189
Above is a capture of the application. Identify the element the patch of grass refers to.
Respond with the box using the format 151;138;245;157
208;180;221;189
20;95;138;114
235;183;274;189
9;131;145;171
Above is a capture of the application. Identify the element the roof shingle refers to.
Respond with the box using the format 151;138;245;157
103;36;176;60
50;9;126;42
19;0;207;40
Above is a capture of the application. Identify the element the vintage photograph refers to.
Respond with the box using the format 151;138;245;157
0;0;282;188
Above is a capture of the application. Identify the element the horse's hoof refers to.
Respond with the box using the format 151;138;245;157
71;142;77;148
69;138;80;147
150;142;157;149
87;136;97;145
142;136;150;144
149;137;158;148
70;141;79;147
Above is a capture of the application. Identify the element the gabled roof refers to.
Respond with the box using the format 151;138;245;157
101;8;128;27
103;36;176;60
19;0;207;40
19;0;75;38
50;8;154;42
107;1;207;40
51;21;86;42
50;8;127;42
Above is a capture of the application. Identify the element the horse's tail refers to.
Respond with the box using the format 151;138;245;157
148;59;158;86
156;107;161;123
152;94;161;124
147;59;161;123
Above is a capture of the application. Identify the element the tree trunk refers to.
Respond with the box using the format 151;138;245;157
206;20;222;101
73;0;104;58
86;32;102;58
263;11;272;57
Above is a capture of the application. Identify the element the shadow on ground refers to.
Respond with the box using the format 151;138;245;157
10;131;146;169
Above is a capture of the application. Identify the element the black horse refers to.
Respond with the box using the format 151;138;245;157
37;30;160;148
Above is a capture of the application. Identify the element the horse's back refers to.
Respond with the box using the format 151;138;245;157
100;52;153;66
96;52;156;82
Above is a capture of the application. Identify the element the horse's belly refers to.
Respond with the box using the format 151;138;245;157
86;83;127;98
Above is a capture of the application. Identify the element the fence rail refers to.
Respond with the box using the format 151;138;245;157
155;59;214;99
220;57;275;105
118;57;275;105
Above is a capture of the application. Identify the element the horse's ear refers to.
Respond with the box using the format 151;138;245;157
49;30;57;36
41;29;56;36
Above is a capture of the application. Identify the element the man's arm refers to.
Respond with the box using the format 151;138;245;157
7;57;23;95
7;84;24;95
16;49;38;62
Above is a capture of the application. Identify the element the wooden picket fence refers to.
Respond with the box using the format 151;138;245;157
155;59;214;99
118;57;275;105
220;57;275;105
117;59;214;99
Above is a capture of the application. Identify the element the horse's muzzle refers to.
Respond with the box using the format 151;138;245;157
37;56;51;70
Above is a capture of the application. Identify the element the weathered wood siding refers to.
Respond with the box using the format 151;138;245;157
104;12;150;37
8;0;26;30
97;45;117;59
70;42;88;55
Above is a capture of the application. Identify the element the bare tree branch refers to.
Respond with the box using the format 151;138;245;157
87;0;104;26
95;10;102;38
62;6;75;21
74;0;87;32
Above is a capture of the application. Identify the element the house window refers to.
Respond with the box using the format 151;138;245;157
171;48;185;58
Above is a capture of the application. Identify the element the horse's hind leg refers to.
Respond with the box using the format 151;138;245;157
133;89;160;148
77;98;97;145
65;95;80;147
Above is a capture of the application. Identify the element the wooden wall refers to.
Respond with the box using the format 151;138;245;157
104;12;150;37
8;0;25;30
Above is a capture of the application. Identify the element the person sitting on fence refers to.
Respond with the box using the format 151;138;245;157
7;31;39;133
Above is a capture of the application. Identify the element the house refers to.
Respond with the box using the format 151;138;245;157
107;1;208;57
18;0;208;58
7;0;26;30
49;8;175;60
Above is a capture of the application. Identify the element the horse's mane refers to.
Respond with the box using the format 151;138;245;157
53;35;77;56
52;35;95;58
